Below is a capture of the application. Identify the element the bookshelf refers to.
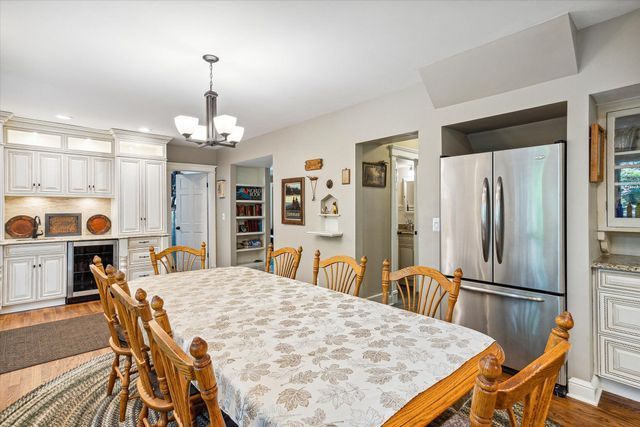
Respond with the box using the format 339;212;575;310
233;165;270;268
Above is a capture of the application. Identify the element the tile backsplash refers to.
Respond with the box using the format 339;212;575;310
4;196;113;238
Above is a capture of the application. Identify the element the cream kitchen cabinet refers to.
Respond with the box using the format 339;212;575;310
5;149;63;194
66;155;113;196
118;158;166;235
595;268;640;389
2;243;66;308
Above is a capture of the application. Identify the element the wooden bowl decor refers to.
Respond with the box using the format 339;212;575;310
5;215;36;238
87;214;112;235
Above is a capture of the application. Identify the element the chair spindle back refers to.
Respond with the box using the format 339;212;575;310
149;242;207;275
312;250;367;296
265;243;303;279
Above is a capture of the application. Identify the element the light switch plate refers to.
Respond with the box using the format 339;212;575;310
432;217;440;232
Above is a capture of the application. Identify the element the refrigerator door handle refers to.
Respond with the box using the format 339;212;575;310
481;178;490;262
495;176;504;264
461;284;545;302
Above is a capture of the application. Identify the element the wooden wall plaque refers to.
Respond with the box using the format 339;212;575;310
305;158;323;171
589;123;605;183
45;213;82;236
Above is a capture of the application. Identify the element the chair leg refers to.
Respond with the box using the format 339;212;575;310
119;355;132;422
157;411;169;427
137;403;148;427
107;354;119;396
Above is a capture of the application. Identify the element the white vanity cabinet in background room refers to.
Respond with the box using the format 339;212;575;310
2;243;66;309
594;269;640;389
5;149;63;194
66;155;113;196
117;158;166;235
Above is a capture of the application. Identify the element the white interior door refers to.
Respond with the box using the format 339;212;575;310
175;172;208;266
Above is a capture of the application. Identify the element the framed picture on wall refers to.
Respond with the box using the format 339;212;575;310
216;180;226;198
281;177;305;225
362;162;387;187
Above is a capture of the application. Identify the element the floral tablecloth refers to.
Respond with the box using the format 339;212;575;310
132;267;494;426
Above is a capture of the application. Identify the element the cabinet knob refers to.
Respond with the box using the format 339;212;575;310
37;183;41;187
32;264;36;268
39;264;42;268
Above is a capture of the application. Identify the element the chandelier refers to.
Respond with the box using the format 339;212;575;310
174;54;244;148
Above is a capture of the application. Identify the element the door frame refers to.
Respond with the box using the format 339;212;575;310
167;162;217;268
389;146;419;305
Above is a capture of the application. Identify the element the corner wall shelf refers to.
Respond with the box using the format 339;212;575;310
307;231;343;237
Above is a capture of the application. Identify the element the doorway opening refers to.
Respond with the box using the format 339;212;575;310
231;155;273;269
355;132;419;303
167;163;217;268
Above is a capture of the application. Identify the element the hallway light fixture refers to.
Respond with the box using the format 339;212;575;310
174;54;244;148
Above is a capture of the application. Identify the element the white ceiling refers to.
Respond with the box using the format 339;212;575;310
1;1;639;144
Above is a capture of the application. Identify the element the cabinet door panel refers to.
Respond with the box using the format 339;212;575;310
6;149;35;193
118;158;143;234
37;152;63;193
67;155;90;194
144;160;166;233
38;254;66;299
92;157;113;195
4;257;36;305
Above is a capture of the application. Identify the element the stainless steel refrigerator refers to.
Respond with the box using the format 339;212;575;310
440;142;565;383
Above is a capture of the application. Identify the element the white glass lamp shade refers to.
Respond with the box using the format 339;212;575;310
190;125;207;141
174;115;199;137
214;114;237;135
228;126;244;143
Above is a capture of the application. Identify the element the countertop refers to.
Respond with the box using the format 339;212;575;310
592;254;640;273
0;233;168;245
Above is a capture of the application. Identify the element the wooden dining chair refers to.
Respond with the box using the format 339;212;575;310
381;260;462;322
110;282;174;427
147;320;226;427
468;312;574;427
265;243;303;279
149;242;207;275
312;250;367;297
89;257;134;422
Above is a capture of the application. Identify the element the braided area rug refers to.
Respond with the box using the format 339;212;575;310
0;353;215;427
0;352;559;427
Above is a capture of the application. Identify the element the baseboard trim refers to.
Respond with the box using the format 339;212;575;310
599;377;640;402
567;376;602;406
367;290;397;303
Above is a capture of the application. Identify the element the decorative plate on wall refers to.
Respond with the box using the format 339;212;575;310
5;215;36;238
87;215;112;235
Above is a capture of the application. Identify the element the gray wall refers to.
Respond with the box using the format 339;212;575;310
355;142;392;298
167;142;217;165
214;10;640;389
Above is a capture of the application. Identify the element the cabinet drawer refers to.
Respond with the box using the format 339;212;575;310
129;236;161;249
599;270;640;294
128;267;155;280
5;242;66;257
128;248;154;266
598;292;640;339
599;336;640;387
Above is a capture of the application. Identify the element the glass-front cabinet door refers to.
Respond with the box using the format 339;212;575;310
608;107;640;227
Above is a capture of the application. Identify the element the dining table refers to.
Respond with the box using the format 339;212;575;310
131;266;504;426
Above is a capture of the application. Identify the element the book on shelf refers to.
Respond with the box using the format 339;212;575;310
236;185;263;201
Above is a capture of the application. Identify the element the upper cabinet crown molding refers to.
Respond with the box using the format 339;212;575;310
3;115;112;142
0;111;14;125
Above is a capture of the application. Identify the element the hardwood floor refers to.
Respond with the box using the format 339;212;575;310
1;302;640;425
0;301;107;411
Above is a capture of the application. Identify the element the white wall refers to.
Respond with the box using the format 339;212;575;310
167;142;217;165
216;9;640;386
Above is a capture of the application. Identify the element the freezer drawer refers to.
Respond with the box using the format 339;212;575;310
452;280;565;376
